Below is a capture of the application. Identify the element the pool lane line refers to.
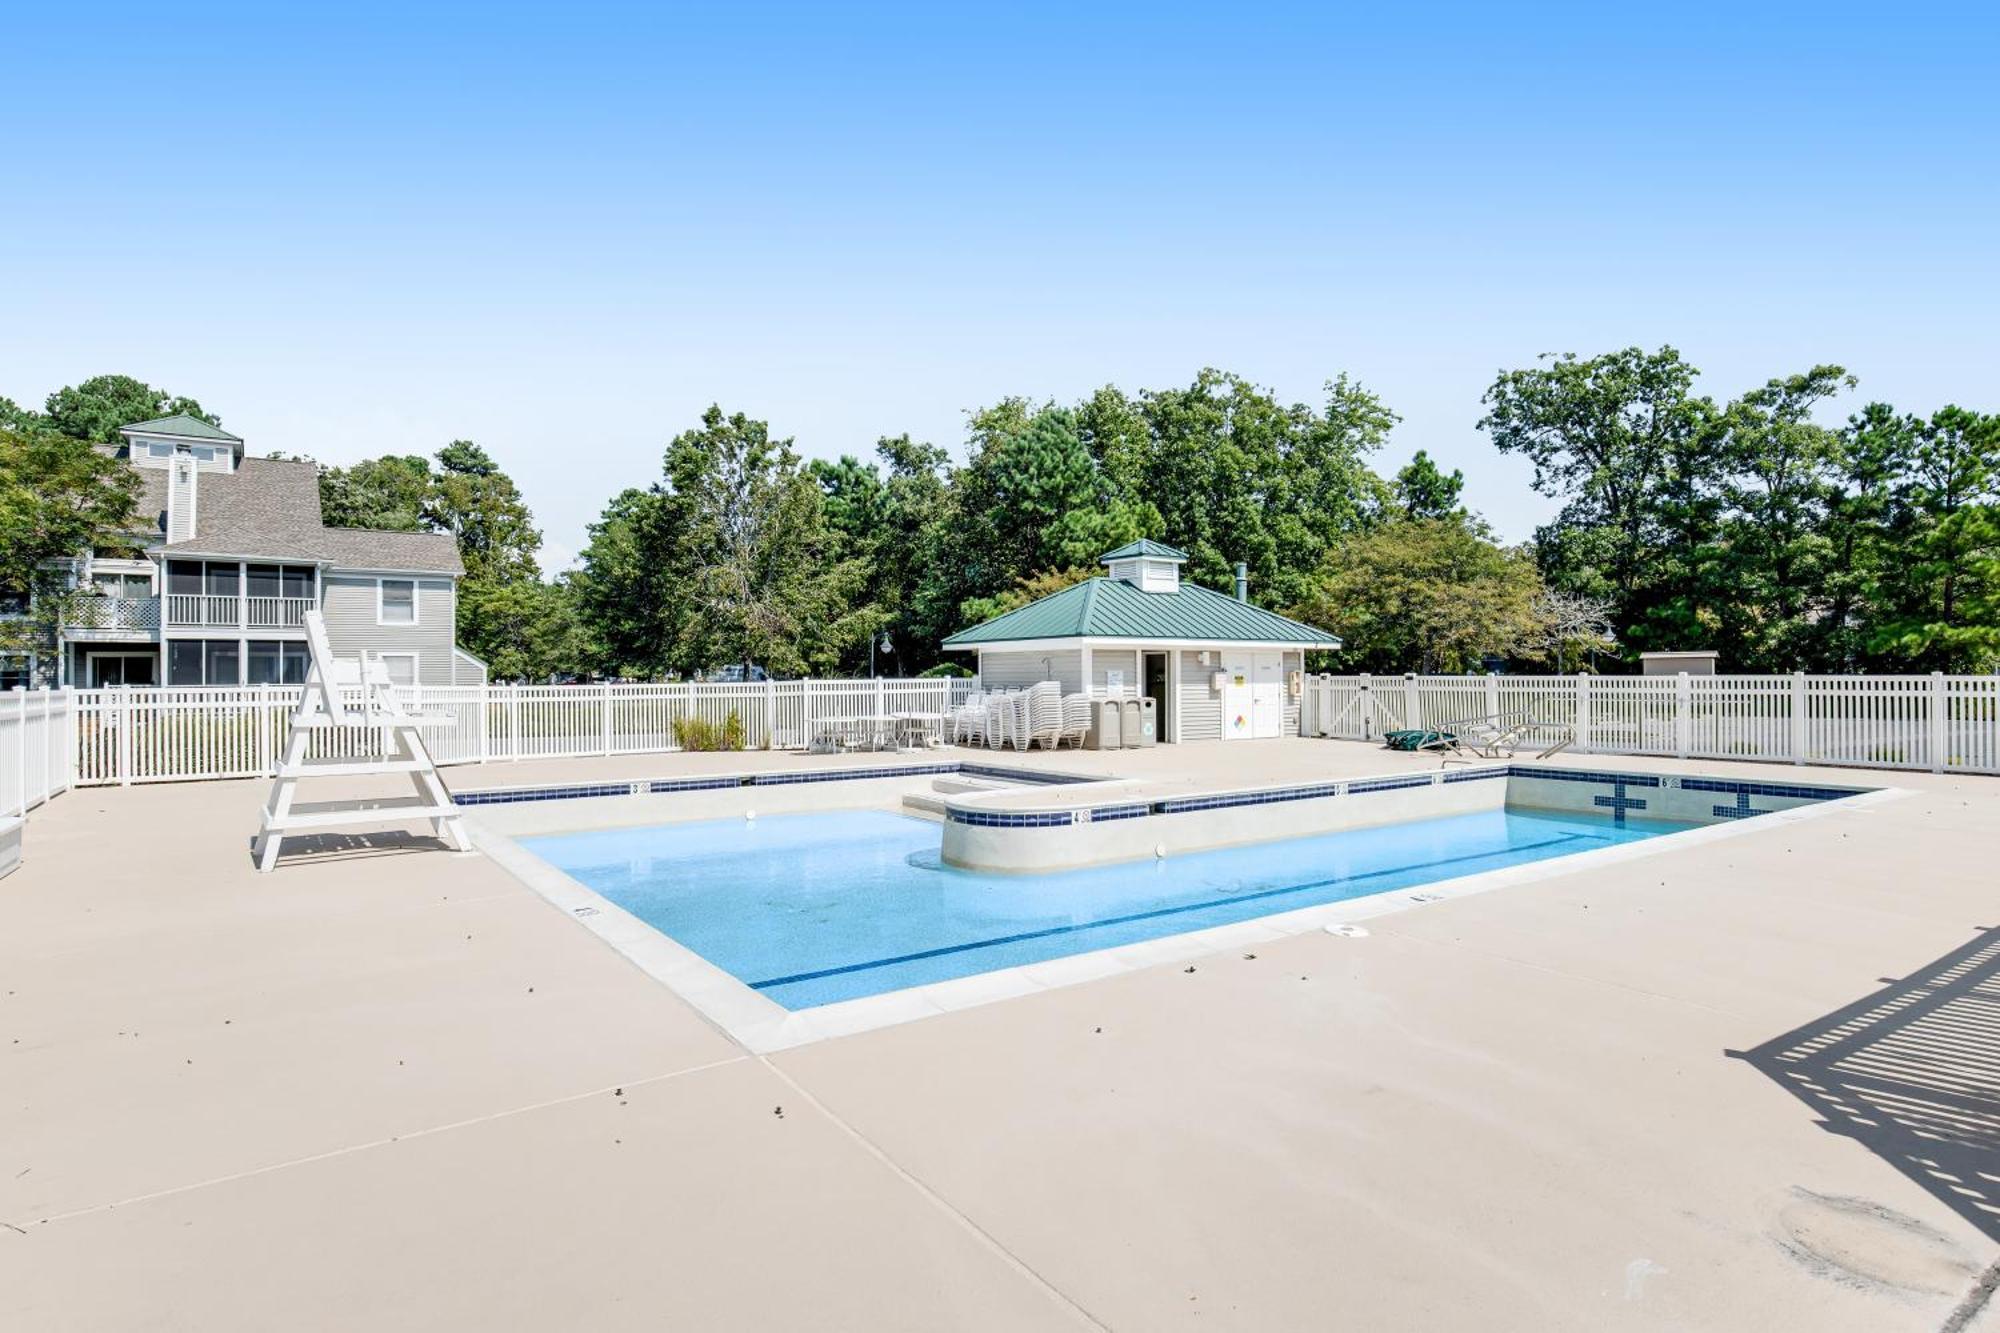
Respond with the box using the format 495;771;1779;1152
747;830;1599;992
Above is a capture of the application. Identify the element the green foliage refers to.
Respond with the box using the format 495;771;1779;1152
916;661;973;678
574;406;870;680
39;374;219;442
673;709;746;752
1481;345;2000;671
1395;450;1464;519
320;455;433;530
456;577;587;683
0;425;142;663
1291;516;1544;673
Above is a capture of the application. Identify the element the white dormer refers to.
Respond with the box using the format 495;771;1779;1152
1100;539;1187;594
118;413;244;475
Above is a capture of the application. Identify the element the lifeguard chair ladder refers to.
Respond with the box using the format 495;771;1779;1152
251;611;471;872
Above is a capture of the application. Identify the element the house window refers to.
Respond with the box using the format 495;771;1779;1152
376;653;418;688
247;640;311;686
205;564;239;597
283;566;314;600
168;639;241;686
378;578;417;625
147;441;173;458
92;572;152;597
0;587;27;617
203;639;241;686
168;640;204;686
0;654;32;690
168;560;204;596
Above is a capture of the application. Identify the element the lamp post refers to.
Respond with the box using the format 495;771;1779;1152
870;631;892;677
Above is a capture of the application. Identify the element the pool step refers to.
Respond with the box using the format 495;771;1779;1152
901;774;1030;820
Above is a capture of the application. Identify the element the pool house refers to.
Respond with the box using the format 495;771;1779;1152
941;540;1341;742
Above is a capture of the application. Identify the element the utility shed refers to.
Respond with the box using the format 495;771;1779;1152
942;541;1341;742
1640;651;1720;676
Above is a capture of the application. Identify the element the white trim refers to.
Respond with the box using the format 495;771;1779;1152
376;576;419;627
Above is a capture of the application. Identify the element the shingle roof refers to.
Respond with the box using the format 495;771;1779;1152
1099;538;1188;562
133;457;463;574
119;413;242;443
943;577;1340;648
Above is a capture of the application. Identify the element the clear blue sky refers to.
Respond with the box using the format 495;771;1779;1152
6;2;1995;570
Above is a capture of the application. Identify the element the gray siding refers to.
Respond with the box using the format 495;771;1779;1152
1177;650;1223;741
321;574;457;685
1091;647;1141;697
978;649;1082;692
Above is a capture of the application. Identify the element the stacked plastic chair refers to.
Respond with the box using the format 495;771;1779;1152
1060;693;1093;747
1026;681;1064;749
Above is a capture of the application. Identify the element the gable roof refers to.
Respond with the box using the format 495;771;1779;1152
132;457;463;574
1099;538;1188;563
943;577;1339;648
118;413;242;443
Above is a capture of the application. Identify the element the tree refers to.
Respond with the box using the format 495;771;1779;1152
41;374;220;443
0;426;142;671
1869;406;2000;669
957;566;1096;626
1395;450;1464;519
1530;589;1617;673
457;577;589;682
673;407;871;676
427;440;541;586
1707;367;1854;668
319;455;433;530
1292;516;1543;674
1480;347;1716;656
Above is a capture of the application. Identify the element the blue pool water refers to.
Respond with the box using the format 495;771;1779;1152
525;807;1695;1009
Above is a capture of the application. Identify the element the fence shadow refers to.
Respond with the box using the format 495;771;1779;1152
1730;926;2000;1242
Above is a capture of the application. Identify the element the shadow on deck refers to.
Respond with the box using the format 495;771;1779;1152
1731;927;2000;1243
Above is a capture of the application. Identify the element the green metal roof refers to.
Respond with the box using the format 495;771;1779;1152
944;577;1340;648
118;412;241;442
1098;538;1188;563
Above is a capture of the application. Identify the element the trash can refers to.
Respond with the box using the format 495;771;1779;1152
1135;697;1158;746
1089;698;1123;750
1120;697;1143;748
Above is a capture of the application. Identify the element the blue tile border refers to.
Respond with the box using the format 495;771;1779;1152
452;761;1866;831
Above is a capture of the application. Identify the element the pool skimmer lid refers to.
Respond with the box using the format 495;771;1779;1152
1324;924;1369;938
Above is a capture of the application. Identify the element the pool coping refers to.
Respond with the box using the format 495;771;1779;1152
468;775;1911;1054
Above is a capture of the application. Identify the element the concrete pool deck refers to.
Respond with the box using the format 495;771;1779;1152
4;738;1999;1330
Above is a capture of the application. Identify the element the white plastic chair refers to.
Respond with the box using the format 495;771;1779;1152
1026;681;1063;749
983;693;1016;750
952;692;986;745
1060;693;1092;748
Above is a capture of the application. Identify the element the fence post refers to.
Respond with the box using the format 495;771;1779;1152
1404;673;1420;730
39;687;53;806
1931;671;1947;774
119;684;134;786
765;678;776;749
1358;672;1373;740
1790;672;1807;765
601;681;613;756
14;689;26;816
1674;672;1691;759
477;683;490;764
1574;673;1591;754
1484;672;1499;719
508;687;522;762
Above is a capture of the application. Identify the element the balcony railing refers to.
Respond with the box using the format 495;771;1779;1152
72;595;161;632
247;596;315;628
164;595;316;629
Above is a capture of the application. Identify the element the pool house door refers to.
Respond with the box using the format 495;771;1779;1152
1250;652;1283;738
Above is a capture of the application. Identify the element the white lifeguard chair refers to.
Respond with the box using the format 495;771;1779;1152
252;611;471;872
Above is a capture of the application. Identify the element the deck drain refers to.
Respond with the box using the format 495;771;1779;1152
1324;924;1369;938
1408;892;1446;903
572;906;601;918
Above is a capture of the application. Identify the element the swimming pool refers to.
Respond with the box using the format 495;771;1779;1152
525;805;1697;1009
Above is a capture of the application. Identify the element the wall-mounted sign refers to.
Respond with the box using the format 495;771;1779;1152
1104;669;1123;692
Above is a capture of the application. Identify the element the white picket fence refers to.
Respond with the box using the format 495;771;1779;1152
65;678;976;786
0;689;75;816
1302;672;2000;774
